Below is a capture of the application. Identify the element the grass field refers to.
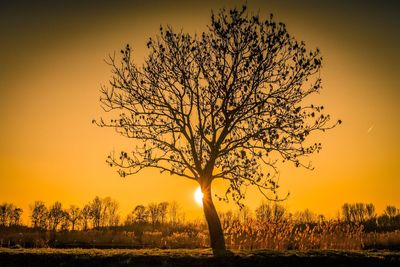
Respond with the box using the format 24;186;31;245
1;248;399;267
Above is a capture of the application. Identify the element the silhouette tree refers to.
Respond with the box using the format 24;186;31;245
168;201;181;225
158;202;169;224
255;202;273;222
101;196;120;227
294;208;318;224
30;201;48;229
81;204;91;231
97;5;339;255
378;205;400;229
48;201;64;231
67;205;81;231
341;202;377;223
60;214;70;231
0;203;14;226
89;196;103;228
0;204;8;226
384;205;399;219
254;202;287;223
365;203;376;220
148;202;160;226
133;205;149;223
271;203;286;222
11;207;23;226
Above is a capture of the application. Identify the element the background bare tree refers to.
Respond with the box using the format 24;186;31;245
0;203;20;227
81;204;91;231
384;206;399;219
101;197;120;227
148;202;160;226
30;201;48;230
158;202;169;224
0;203;10;226
341;203;376;223
97;5;339;255
255;202;273;222
365;203;376;221
68;205;81;231
133;205;149;224
168;201;181;225
294;208;318;224
10;207;22;226
89;196;102;229
48;201;65;231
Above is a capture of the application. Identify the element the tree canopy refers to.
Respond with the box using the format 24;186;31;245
98;6;338;204
96;5;339;255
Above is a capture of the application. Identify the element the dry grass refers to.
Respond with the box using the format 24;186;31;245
2;221;400;251
363;231;400;250
224;219;364;250
0;248;399;267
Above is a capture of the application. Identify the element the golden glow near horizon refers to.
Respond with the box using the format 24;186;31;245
0;1;399;224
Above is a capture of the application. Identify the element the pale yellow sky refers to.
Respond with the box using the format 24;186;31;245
0;0;399;223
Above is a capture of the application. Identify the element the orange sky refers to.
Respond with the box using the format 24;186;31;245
0;0;399;223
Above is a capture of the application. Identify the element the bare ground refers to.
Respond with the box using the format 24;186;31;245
0;248;399;267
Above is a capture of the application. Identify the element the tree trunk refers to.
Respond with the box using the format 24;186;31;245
201;182;227;256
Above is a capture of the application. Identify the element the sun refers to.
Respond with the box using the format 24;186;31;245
194;187;203;206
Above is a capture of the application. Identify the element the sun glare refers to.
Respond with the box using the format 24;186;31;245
194;187;203;206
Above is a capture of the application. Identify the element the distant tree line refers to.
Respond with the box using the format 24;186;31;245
219;202;400;232
1;197;185;232
1;199;400;232
341;203;400;232
125;201;185;227
29;197;120;231
0;203;22;227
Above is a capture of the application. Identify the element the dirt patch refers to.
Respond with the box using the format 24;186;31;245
0;248;399;267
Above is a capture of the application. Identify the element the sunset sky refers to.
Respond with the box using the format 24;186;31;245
1;0;399;223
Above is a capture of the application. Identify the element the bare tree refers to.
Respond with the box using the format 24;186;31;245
158;202;169;224
0;203;14;226
68;205;81;231
89;196;103;228
102;197;120;227
133;205;149;223
30;201;48;229
148;202;160;226
59;212;70;231
255;202;273;222
168;201;180;225
125;204;148;225
81;204;91;231
97;5;338;255
384;205;399;219
11;207;23;226
354;203;367;222
341;203;377;223
272;203;286;222
294;208;317;224
365;203;376;221
48;201;64;231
